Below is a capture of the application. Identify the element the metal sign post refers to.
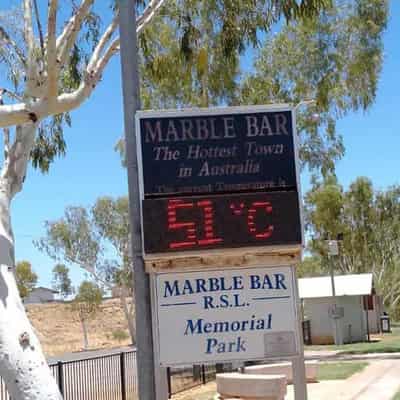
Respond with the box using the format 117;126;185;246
292;266;307;400
135;105;308;400
118;1;157;399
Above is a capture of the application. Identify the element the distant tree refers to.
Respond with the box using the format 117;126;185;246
15;261;38;299
297;256;325;278
51;264;73;299
37;196;135;343
112;329;129;343
71;281;103;350
305;177;400;313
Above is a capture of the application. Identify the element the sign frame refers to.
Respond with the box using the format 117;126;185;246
150;264;302;367
135;104;305;260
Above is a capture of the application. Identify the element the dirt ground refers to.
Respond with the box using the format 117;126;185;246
26;297;133;356
172;382;217;400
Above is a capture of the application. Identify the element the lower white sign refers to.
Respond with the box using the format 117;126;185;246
152;266;300;366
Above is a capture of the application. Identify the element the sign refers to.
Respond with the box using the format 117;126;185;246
143;191;301;254
137;106;297;197
152;266;300;366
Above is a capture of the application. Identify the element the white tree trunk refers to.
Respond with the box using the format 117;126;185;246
80;319;89;350
119;289;135;344
0;184;62;400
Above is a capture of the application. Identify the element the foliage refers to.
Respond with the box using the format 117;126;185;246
15;261;38;299
0;0;333;176
139;0;332;109
305;176;400;313
112;329;129;343
71;280;103;349
36;196;136;342
297;255;325;278
236;0;388;177
51;264;74;299
37;196;131;291
105;1;388;177
393;391;400;400
72;281;103;321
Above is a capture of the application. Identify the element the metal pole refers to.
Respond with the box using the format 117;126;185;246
365;306;370;342
292;266;307;400
120;352;127;400
57;361;64;396
329;254;343;345
118;1;156;400
166;367;172;399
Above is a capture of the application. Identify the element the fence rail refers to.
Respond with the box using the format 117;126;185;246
0;350;230;400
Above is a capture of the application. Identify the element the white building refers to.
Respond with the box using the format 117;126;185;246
299;273;383;345
24;287;59;304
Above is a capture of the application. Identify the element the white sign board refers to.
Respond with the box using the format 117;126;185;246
152;266;300;366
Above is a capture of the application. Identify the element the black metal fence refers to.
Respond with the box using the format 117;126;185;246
166;363;229;397
48;351;137;400
0;350;230;400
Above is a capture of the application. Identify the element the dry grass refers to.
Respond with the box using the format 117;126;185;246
26;298;133;356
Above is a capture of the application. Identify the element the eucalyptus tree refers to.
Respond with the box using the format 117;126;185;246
15;260;38;299
0;1;167;398
305;177;400;314
0;0;382;398
38;196;136;344
51;264;73;299
116;0;388;178
71;281;103;350
236;0;388;177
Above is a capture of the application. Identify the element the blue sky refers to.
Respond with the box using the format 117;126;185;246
7;1;400;288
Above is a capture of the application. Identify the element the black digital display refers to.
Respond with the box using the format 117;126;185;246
142;191;301;254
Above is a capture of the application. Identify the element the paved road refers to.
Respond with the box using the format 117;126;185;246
285;359;400;400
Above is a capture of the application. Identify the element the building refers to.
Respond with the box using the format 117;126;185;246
299;273;383;345
24;287;59;304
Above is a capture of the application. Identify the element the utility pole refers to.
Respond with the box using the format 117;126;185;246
327;240;343;345
118;1;157;399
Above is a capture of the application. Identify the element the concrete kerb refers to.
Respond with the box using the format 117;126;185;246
216;372;287;400
244;361;318;384
304;351;400;362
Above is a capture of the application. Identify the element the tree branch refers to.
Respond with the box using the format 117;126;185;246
23;0;37;95
0;27;26;68
32;0;45;57
56;0;94;67
93;38;120;77
87;13;119;73
0;91;11;179
0;0;166;128
47;0;59;100
0;102;40;128
0;88;24;103
23;0;34;56
136;0;167;34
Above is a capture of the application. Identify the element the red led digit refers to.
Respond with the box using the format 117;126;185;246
230;202;245;216
197;199;223;246
247;201;274;239
167;199;197;249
